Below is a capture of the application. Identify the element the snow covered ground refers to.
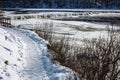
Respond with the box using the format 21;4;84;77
0;27;24;80
11;18;109;40
1;11;119;80
90;13;120;17
0;26;77;80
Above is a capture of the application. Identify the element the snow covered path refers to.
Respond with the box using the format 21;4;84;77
13;29;50;80
4;28;77;80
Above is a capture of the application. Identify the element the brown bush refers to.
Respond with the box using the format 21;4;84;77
36;22;120;80
75;26;120;80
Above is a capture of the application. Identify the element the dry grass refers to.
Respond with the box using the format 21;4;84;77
36;22;120;80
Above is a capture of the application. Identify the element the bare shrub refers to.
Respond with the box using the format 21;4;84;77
49;36;74;65
36;22;54;41
75;26;120;80
36;22;120;80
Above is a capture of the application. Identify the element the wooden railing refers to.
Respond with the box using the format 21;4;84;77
0;9;13;27
0;17;12;27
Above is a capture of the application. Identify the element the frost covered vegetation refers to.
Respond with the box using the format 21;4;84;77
0;26;78;80
36;22;120;80
0;10;79;80
1;9;120;79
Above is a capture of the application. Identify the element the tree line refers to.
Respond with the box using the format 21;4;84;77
0;0;120;9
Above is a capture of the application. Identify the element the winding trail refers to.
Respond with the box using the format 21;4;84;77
14;30;49;80
9;28;76;80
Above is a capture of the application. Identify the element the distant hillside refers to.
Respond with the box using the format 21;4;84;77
0;0;120;9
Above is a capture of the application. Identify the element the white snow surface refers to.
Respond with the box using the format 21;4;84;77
90;13;120;17
11;19;108;39
0;26;77;80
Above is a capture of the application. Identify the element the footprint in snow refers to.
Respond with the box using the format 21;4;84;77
17;38;22;43
1;72;3;74
0;76;3;80
17;58;21;61
13;64;17;67
5;73;10;77
18;50;23;54
18;51;23;57
3;69;6;72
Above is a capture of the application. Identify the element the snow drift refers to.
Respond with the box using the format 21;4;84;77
0;26;78;80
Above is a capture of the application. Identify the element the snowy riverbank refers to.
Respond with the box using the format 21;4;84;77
0;26;77;80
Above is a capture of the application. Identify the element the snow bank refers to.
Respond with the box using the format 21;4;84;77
11;19;108;40
0;26;25;80
0;26;78;80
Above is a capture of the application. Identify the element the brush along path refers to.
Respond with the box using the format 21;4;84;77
9;28;77;80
